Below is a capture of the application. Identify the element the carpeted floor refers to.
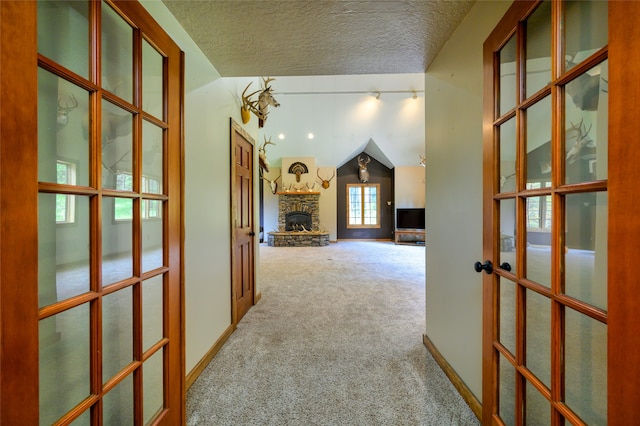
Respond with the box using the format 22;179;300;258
186;241;479;425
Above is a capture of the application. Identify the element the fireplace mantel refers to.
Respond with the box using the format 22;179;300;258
276;191;320;195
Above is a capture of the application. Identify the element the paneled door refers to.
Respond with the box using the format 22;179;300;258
482;1;640;424
231;119;256;326
0;1;184;424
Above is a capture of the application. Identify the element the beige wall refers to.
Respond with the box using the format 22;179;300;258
394;166;426;209
424;0;511;399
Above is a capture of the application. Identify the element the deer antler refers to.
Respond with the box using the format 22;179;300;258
566;119;594;164
58;94;78;112
262;77;276;88
317;169;335;189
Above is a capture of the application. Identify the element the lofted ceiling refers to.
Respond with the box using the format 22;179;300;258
160;0;476;167
161;0;474;77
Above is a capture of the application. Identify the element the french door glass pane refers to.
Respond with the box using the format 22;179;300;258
525;290;551;387
499;35;517;115
37;0;89;79
499;198;516;272
564;60;608;184
564;192;607;310
142;206;164;273
499;278;516;356
101;2;133;102
102;100;134;189
143;350;165;424
525;96;552;187
142;120;164;194
71;410;91;425
38;68;90;186
525;1;551;98
103;374;134;425
143;275;164;352
102;197;133;285
525;380;550;426
564;307;607;424
39;304;90;425
102;287;133;383
499;118;516;193
39;194;90;308
526;195;551;287
498;353;516;425
142;40;164;119
564;1;608;72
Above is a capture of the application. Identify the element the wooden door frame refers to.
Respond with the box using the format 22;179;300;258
483;1;640;423
229;118;256;328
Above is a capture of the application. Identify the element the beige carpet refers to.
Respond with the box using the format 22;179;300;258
186;241;479;425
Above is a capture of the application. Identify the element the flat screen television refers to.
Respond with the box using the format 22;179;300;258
396;208;425;230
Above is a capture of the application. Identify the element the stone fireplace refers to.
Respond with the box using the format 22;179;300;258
268;192;329;247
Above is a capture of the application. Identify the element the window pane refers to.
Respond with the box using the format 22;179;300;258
499;198;516;273
498;352;516;425
525;1;551;98
37;0;89;79
564;192;607;310
526;96;552;187
102;100;133;190
142;120;163;194
102;2;133;102
565;60;608;184
103;287;133;383
348;186;361;225
526;290;550;387
526;196;551;287
103;197;133;285
499;118;516;193
499;35;517;115
143;350;164;424
142;204;163;273
499;278;516;356
143;40;164;119
564;1;608;72
38;68;89;186
39;304;90;425
525;379;550;425
38;194;90;308
564;308;607;424
143;275;164;352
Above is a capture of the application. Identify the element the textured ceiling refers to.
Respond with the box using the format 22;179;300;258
162;0;475;77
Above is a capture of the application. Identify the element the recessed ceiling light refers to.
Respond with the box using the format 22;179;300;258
278;133;285;140
307;133;314;140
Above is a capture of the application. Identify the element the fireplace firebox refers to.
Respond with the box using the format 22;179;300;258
286;212;312;231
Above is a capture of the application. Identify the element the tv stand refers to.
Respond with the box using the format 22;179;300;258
394;228;425;245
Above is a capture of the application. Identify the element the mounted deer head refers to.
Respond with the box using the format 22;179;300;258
57;94;78;125
259;136;276;172
262;171;281;195
357;155;370;183
317;168;335;189
566;119;594;164
239;77;280;128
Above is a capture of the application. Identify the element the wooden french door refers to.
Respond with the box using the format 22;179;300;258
1;1;184;424
230;119;255;325
482;1;640;424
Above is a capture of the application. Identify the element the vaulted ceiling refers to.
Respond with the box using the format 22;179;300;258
160;1;475;167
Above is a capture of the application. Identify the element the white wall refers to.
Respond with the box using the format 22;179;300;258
424;0;511;399
394;166;426;208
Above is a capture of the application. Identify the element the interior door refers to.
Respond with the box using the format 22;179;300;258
231;119;255;325
0;1;184;424
482;1;612;424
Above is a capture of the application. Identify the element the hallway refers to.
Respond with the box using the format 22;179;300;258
186;242;478;425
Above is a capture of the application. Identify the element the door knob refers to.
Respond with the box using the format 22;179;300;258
500;262;512;272
474;260;493;274
249;231;256;237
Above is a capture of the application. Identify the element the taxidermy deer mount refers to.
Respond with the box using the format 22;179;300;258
317;168;335;189
259;136;276;172
57;94;78;125
240;77;280;128
262;171;281;195
357;155;370;183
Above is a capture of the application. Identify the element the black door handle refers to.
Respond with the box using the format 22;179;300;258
500;262;512;272
249;231;256;237
474;260;493;274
